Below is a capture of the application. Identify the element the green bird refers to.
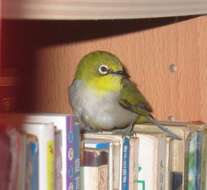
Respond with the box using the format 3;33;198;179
69;50;180;139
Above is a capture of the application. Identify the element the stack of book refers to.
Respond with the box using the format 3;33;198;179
80;131;170;190
80;121;207;190
0;113;207;190
0;113;80;190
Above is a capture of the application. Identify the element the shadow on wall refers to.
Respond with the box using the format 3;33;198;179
1;16;199;112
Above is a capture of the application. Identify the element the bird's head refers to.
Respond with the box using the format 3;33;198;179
74;51;129;95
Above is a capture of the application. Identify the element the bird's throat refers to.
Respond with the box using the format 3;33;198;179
87;76;122;96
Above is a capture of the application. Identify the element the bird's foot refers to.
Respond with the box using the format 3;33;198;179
112;124;134;137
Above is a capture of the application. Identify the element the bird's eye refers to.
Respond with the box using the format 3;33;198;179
98;64;109;75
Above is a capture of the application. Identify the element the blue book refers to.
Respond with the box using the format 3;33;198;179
69;117;80;190
121;137;130;190
84;139;110;150
26;135;39;190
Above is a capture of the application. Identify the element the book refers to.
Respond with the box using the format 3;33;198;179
128;136;139;190
171;172;183;190
134;122;207;190
22;122;55;190
0;113;81;190
134;124;173;190
164;137;172;190
7;127;25;190
25;134;39;190
136;134;165;190
24;113;80;190
17;132;27;190
185;129;207;190
200;131;207;190
122;137;130;190
0;125;11;190
80;145;109;190
82;139;114;190
135;124;183;190
81;154;108;190
83;133;130;190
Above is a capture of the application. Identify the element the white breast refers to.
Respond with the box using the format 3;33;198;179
69;80;137;130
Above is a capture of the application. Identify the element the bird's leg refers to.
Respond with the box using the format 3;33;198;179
112;122;134;136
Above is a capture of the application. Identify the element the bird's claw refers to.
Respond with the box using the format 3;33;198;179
112;124;134;137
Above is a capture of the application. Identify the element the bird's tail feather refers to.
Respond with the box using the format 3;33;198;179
147;116;182;140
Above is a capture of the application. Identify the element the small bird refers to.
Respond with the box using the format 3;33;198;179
69;51;180;139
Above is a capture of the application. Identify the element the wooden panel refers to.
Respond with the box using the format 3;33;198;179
2;0;207;20
3;16;207;122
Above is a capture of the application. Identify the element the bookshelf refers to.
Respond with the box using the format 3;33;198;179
1;2;207;190
2;0;207;20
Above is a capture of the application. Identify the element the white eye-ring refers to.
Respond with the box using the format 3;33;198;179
98;64;109;75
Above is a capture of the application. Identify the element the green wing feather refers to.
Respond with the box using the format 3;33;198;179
119;78;153;117
119;78;182;140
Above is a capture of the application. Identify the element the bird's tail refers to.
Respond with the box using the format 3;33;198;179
147;116;182;140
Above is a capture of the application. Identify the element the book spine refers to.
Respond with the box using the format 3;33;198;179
22;123;55;190
157;137;167;190
108;142;113;190
7;128;21;190
17;133;27;190
73;117;80;190
185;131;202;190
137;134;157;190
55;130;63;190
122;137;130;190
25;135;39;190
171;172;183;190
196;132;202;190
201;132;207;190
81;165;108;190
67;116;80;190
128;137;139;190
0;128;10;190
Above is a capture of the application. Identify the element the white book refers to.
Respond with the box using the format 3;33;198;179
17;133;27;190
83;133;127;190
128;136;139;190
83;138;113;190
137;134;158;190
164;138;172;190
22;122;55;190
81;165;108;190
136;134;168;190
157;136;168;190
7;128;25;190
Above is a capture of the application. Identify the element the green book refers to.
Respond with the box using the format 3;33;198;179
185;130;207;190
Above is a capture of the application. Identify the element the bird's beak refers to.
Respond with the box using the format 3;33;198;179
109;69;130;78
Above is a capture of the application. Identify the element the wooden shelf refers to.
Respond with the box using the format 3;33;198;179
2;0;207;20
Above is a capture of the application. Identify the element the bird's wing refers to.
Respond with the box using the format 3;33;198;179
119;78;153;116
